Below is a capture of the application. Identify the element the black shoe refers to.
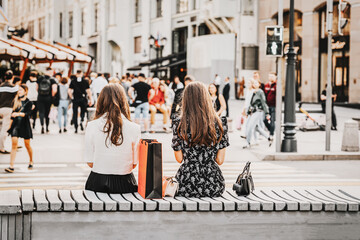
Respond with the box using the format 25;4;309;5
0;150;10;154
59;129;62;134
28;163;33;169
5;167;14;173
80;123;84;131
75;129;78;134
46;127;49;133
64;128;67;132
268;137;274;147
331;127;337;131
41;127;45;134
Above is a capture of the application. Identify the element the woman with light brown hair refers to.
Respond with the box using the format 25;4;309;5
172;82;229;197
84;83;141;193
5;84;34;173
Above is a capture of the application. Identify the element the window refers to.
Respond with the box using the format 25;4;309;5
192;0;197;10
81;8;85;35
59;13;63;38
135;0;141;22
176;0;188;13
94;3;99;32
242;46;259;70
38;17;45;39
69;11;73;38
134;36;142;53
242;0;254;16
156;0;162;18
28;21;34;39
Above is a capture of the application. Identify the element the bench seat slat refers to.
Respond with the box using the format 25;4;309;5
227;191;261;211
133;193;157;211
0;190;21;214
339;189;360;201
58;190;76;211
163;197;183;211
245;194;273;211
96;193;117;211
122;193;144;211
187;198;210;211
70;190;90;211
201;197;223;211
253;190;286;211
174;197;197;211
33;189;49;212
21;190;34;212
316;190;358;212
109;194;131;211
212;196;236;211
306;190;345;212
261;190;298;211
222;191;248;211
46;190;62;211
275;190;311;211
285;190;322;211
84;190;103;211
152;199;171;211
332;190;360;211
296;190;335;212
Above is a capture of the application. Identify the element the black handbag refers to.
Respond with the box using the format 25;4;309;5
233;161;255;196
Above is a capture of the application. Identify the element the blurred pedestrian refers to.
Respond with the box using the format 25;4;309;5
37;67;57;134
26;72;38;129
209;83;226;117
0;70;18;154
149;78;169;132
68;70;93;133
321;84;337;130
222;77;230;117
264;72;277;138
84;84;140;194
169;76;184;91
239;76;245;99
253;71;264;90
91;73;107;104
5;84;33;173
170;75;194;119
128;73;152;133
58;77;70;133
214;74;222;92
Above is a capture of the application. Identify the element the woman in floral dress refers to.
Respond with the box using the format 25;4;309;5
171;82;230;197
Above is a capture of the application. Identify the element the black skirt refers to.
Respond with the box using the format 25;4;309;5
85;171;138;194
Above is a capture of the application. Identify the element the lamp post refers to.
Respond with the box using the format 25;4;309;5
281;0;297;152
148;35;167;77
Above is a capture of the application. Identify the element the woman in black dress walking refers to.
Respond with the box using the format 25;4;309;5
5;84;34;173
172;82;230;197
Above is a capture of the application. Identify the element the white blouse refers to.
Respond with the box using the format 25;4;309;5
83;115;141;175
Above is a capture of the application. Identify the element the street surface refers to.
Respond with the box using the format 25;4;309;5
0;100;359;190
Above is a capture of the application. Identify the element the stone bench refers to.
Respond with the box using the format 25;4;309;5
1;189;360;239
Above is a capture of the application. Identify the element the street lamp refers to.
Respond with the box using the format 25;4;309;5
281;0;297;152
148;34;167;77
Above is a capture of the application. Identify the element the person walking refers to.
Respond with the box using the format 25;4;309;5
169;76;184;92
243;79;273;149
149;78;169;132
84;84;140;193
321;84;338;130
239;76;245;99
26;72;38;129
170;75;194;119
68;70;93;133
58;77;70;133
91;73;108;104
128;73;152;134
5;84;34;173
37;68;57;134
0;70;19;154
209;83;226;117
264;72;277;139
214;74;222;92
172;82;229;197
222;77;231;117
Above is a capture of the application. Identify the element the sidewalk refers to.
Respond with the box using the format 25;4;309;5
228;99;360;161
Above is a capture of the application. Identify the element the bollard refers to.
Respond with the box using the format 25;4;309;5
87;107;96;121
341;119;359;152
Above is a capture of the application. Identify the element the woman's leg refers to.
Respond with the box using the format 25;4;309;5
63;103;68;128
24;139;33;164
10;137;19;168
255;112;269;139
245;115;255;145
57;104;63;129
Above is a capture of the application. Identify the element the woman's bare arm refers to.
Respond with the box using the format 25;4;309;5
217;94;227;116
215;148;226;165
174;150;183;163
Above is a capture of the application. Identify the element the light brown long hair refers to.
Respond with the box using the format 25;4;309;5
95;83;131;147
13;84;28;111
177;82;223;147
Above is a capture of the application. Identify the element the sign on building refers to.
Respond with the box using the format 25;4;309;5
265;26;283;56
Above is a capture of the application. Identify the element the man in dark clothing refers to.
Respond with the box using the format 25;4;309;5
37;68;57;134
170;75;194;120
68;70;93;133
222;77;231;117
0;70;18;154
264;72;277;138
321;84;337;130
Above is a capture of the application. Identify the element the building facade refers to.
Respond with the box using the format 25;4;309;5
258;0;360;103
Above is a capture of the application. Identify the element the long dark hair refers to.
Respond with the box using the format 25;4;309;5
177;82;223;147
94;84;131;147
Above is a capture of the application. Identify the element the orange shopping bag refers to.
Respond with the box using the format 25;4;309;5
138;139;163;199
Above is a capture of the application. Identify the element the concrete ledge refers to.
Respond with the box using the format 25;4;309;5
252;151;360;161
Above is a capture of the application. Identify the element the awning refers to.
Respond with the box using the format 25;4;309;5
139;51;186;67
127;65;142;71
166;59;186;68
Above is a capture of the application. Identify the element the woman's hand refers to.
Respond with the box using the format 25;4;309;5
11;112;20;118
87;163;93;168
266;114;271;121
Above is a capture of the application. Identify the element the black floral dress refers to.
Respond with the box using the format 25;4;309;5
171;117;230;197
